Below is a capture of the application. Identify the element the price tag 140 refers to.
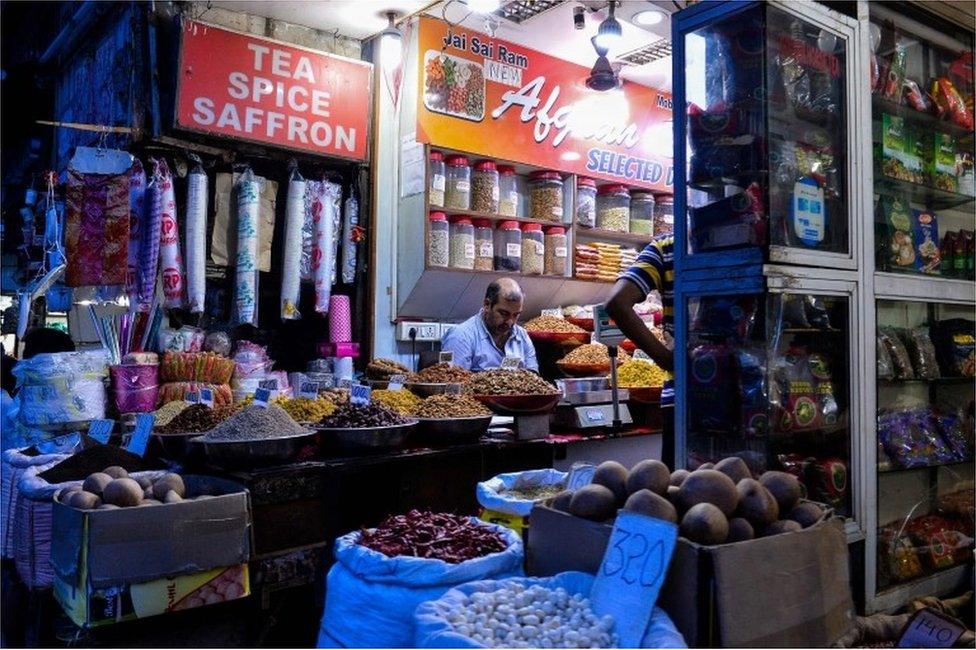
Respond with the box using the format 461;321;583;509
350;383;372;406
126;414;156;457
589;510;677;648
253;387;272;408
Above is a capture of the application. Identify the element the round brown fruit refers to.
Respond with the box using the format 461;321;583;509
550;490;573;513
102;466;129;479
623;489;677;523
568;484;618;522
759;471;803;514
68;491;102;510
680;503;729;545
762;520;803;537
676;469;739;517
669;469;690;487
714;457;752;485
787;502;825;528
103;478;143;507
734;478;779;528
152;473;186;500
82;473;113;496
592;461;629;504
726;517;755;543
626;459;670;496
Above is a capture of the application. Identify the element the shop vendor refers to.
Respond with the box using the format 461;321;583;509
605;235;675;461
441;278;539;372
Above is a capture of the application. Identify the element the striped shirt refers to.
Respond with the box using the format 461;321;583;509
619;236;675;407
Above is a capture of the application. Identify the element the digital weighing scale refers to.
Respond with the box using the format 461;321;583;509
553;377;633;430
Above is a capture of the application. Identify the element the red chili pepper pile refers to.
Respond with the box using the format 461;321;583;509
358;510;507;563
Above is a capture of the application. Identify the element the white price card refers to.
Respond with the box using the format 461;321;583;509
253;387;272;408
633;349;652;361
299;381;320;399
540;308;564;318
87;419;113;444
200;388;214;408
258;378;278;391
388;374;407;391
566;462;596;490
590;510;678;648
350;383;372;406
126;414;156;457
500;356;522;370
590;510;677;648
338;378;353;390
439;350;454;365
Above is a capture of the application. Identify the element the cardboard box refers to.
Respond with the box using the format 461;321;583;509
54;563;250;627
51;475;251;626
527;503;855;647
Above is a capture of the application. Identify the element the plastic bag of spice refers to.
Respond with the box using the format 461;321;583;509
476;469;568;518
318;514;523;648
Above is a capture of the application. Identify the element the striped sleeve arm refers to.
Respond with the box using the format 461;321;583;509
619;242;665;295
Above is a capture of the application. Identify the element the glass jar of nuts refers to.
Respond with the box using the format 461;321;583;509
444;154;471;210
428;150;446;207
544;226;568;276
521;223;544;275
597;184;630;232
498;165;519;217
471;159;500;213
427;211;449;267
529;170;564;221
473;219;494;271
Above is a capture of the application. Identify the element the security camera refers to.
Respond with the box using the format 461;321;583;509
574;5;586;30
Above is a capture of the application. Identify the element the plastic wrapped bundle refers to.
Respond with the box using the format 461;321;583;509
235;169;260;325
12;351;110;428
157;159;185;309
309;180;340;313
281;167;307;319
340;188;359;284
127;159;146;302
139;161;164;306
185;157;208;313
1;449;69;559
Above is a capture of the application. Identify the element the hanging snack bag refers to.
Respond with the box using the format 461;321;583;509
930;318;976;378
877;195;915;271
876;333;894;380
881;40;908;101
772;347;838;433
805;456;848;512
157;159;185;309
126;160;146;301
902;327;940;380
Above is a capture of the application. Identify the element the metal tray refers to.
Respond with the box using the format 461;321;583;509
404;382;453;397
150;430;207;464
190;429;318;469
415;415;493;444
471;394;561;416
315;420;418;452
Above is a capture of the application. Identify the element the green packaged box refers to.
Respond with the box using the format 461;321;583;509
878;195;916;271
880;114;922;183
926;132;957;192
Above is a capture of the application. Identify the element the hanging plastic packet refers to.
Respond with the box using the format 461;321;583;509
330;180;342;286
340;186;359;284
157;159;185;309
235;168;260;326
281;164;307;320
185;155;207;313
300;182;316;282
139;161;164;307
127;159;145;302
309;179;339;313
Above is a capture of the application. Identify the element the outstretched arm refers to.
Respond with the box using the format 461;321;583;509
605;279;673;372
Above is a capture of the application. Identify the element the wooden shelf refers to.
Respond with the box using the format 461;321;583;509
874;169;975;211
430;206;566;228
575;228;653;247
872;96;975;141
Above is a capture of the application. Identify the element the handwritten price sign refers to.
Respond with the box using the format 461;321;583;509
590;510;677;647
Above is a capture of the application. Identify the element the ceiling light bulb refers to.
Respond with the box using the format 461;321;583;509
466;0;500;14
379;12;402;69
632;9;664;26
594;2;622;56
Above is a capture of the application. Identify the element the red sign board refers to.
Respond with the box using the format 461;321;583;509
416;17;674;191
176;19;372;161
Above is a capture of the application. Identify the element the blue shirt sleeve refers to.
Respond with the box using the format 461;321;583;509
521;333;539;372
440;324;475;370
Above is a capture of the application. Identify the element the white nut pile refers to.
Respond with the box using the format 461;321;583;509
436;583;618;648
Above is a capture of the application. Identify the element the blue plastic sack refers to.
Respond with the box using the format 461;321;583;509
476;468;567;517
317;519;524;648
414;572;686;649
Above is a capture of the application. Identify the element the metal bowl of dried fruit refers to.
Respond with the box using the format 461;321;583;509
470;393;561;416
526;331;591;345
315;420;419;452
190;429;319;468
415;415;493;444
404;382;455;397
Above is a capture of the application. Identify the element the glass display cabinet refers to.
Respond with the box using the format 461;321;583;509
864;2;974;615
674;0;861;272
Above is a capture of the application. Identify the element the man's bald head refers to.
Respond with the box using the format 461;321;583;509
482;278;524;338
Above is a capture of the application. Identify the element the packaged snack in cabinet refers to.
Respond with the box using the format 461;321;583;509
877;524;924;587
879;115;921;183
878;328;915;379
911;210;940;275
689;183;766;252
771;348;839;433
924;133;957;192
688;343;768;437
806;457;847;512
931;78;974;130
930;318;976;378
877;195;916;271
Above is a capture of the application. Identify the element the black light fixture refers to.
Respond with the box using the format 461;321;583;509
592;1;622;57
586;50;618;91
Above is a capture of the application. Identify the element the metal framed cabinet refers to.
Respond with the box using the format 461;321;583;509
858;1;975;615
672;0;863;274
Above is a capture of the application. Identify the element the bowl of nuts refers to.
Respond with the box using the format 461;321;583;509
523;315;591;345
414;394;494;443
315;402;419;452
464;369;561;416
555;344;629;377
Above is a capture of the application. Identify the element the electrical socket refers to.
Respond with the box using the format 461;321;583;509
439;323;457;339
396;321;440;342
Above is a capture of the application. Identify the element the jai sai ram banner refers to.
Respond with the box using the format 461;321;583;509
416;17;673;191
176;19;372;161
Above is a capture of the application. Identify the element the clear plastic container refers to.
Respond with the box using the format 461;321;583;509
472;160;499;213
428;211;449;267
630;191;655;236
576;177;597;228
529;170;564;222
474;219;494;271
521;223;544;275
544;226;568;276
444;155;471;210
653;194;674;237
498;165;519;217
429;150;446;207
597;184;630;232
494;220;522;272
449;217;475;270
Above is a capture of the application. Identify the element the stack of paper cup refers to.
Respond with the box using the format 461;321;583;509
328;295;352;343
